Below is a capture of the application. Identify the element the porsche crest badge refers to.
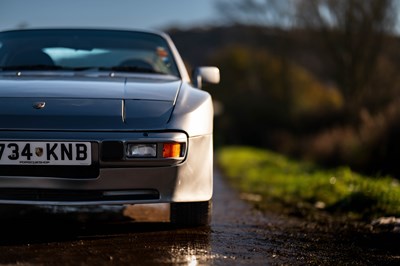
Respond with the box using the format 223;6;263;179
33;102;46;109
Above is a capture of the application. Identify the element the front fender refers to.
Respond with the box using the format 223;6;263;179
167;84;213;137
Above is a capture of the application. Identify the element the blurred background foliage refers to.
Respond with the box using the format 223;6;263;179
169;0;400;178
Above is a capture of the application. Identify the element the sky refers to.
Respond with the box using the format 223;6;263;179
0;0;221;31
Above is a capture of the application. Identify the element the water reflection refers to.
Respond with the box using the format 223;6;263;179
0;203;216;265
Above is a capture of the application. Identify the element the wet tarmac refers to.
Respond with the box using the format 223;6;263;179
0;169;268;265
0;170;398;265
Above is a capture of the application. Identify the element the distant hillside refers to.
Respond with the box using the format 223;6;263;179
168;25;400;86
168;26;325;81
167;25;400;178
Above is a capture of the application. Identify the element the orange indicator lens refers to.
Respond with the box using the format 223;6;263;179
162;143;181;158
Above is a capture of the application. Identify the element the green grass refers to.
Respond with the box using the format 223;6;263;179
217;146;400;219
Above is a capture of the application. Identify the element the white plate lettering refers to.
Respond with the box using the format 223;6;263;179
0;142;92;166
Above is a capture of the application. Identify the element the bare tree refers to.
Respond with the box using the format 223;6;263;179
216;0;398;109
215;0;294;27
295;0;398;105
215;0;298;109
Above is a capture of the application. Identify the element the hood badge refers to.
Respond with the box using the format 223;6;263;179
33;102;46;109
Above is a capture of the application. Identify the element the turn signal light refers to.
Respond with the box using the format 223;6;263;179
163;143;182;158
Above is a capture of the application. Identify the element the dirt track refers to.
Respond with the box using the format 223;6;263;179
0;169;398;265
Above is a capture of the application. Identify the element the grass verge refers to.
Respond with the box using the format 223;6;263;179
217;146;400;219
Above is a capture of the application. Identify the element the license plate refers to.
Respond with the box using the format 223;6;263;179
0;141;92;166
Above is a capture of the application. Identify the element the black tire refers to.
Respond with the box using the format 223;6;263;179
170;200;212;226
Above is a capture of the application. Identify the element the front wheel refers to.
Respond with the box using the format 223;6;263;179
170;201;212;226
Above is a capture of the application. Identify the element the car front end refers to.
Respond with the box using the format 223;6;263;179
0;29;219;225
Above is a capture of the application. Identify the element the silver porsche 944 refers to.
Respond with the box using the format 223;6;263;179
0;29;219;226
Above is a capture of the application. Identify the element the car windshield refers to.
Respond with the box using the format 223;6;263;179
0;29;180;77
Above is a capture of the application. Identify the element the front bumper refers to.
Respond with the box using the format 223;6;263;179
0;131;213;205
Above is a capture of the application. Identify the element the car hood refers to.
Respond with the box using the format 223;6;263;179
0;76;181;131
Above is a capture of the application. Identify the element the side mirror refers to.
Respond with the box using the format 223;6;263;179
193;66;220;89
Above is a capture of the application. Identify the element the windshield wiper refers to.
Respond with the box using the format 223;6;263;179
101;66;165;74
0;65;65;71
0;65;168;75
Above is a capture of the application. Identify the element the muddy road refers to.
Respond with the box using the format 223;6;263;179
0;170;399;265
